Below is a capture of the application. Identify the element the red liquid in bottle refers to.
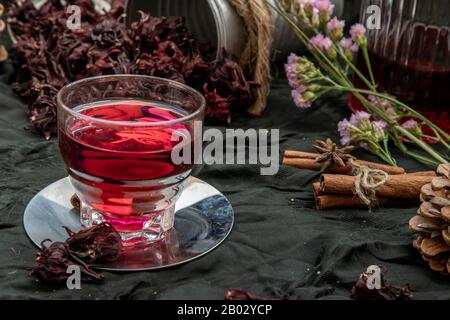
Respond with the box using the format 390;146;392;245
349;51;450;132
59;101;193;233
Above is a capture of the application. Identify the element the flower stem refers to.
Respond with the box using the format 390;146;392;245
335;87;449;165
396;126;448;164
361;46;376;86
392;136;441;166
272;1;449;166
346;88;450;138
336;48;373;89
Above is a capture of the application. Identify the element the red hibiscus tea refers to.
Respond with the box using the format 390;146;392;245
59;101;192;230
57;76;205;244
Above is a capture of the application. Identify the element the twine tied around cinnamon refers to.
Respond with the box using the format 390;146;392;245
228;0;273;116
348;159;390;207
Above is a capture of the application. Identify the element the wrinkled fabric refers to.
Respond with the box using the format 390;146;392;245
0;36;449;300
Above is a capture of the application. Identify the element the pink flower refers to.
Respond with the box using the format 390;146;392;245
373;120;388;131
287;53;299;65
285;54;303;88
350;23;366;42
401;119;422;138
350;111;371;126
338;112;388;149
338;119;352;146
339;37;359;53
327;17;344;34
402;119;419;130
291;89;312;109
359;142;369;150
368;95;397;119
340;111;369;144
315;0;334;16
285;63;299;88
309;34;333;52
297;0;315;9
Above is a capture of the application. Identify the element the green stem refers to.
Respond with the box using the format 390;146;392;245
337;48;373;89
379;145;397;166
391;134;441;166
396;126;448;164
429;126;450;152
343;89;449;165
332;82;450;148
353;91;448;165
348;88;450;142
362;46;376;86
400;148;440;166
382;136;397;166
270;1;449;166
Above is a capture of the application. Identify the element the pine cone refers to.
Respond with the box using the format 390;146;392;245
409;164;450;276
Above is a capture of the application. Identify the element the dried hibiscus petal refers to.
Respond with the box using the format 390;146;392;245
10;0;256;139
64;223;122;263
350;266;413;300
31;240;103;284
31;223;121;284
225;288;288;300
203;85;231;122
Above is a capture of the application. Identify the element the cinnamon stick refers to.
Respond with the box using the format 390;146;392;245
313;182;322;196
314;194;418;210
408;171;437;177
284;150;317;159
283;155;405;175
320;173;434;200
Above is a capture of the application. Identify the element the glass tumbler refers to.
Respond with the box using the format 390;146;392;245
57;75;205;244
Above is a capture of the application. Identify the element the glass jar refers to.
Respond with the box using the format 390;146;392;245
349;0;450;132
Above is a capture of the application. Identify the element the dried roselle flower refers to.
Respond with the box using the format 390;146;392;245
183;54;213;87
31;240;103;284
10;0;258;138
203;85;231;122
130;12;193;55
29;95;58;140
225;288;288;300
129;42;186;83
64;223;122;263
128;53;157;75
205;49;257;116
109;0;126;17
350;266;413;300
91;18;132;50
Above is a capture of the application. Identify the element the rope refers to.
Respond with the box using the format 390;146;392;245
228;0;273;116
349;159;390;207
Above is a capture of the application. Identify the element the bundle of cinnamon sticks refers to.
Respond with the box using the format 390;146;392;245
284;150;436;210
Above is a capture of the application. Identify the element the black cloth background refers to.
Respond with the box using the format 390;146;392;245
0;27;449;301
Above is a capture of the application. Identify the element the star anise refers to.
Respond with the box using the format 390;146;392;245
313;138;355;172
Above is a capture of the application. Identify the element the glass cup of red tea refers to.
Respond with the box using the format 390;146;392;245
57;75;205;245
